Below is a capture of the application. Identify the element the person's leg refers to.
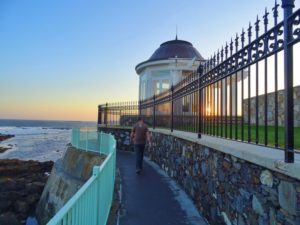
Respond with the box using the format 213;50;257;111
135;144;142;172
139;144;145;170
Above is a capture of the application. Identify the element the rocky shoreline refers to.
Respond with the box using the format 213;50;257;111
0;134;15;153
0;159;53;225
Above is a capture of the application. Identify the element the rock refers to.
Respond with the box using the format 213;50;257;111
252;195;266;216
221;212;232;225
218;185;225;194
278;181;297;216
14;200;29;214
25;194;40;205
222;160;231;170
218;169;225;182
258;215;268;225
204;147;210;156
231;156;237;162
0;134;15;142
238;214;246;225
252;176;260;185
0;200;12;212
0;212;21;225
31;181;46;192
239;188;251;200
201;161;207;176
233;162;241;170
269;207;277;225
0;147;11;153
260;170;273;187
235;195;244;213
0;159;53;225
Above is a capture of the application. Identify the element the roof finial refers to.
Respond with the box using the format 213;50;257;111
175;25;178;40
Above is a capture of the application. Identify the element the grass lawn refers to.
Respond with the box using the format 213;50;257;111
163;123;300;150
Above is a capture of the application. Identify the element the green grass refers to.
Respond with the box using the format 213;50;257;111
158;123;300;150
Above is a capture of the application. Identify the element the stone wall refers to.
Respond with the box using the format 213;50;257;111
98;127;133;151
148;132;300;225
103;127;300;225
243;86;300;126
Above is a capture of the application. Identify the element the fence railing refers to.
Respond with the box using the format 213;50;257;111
98;101;139;127
98;0;299;163
47;128;116;225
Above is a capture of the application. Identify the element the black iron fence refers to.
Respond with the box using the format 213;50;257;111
99;0;300;163
98;102;139;127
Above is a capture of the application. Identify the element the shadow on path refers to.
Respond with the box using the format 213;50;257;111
117;151;208;225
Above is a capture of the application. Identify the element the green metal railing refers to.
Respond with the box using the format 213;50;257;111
47;128;116;225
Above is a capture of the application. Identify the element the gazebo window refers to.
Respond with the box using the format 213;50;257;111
152;80;160;95
162;79;170;92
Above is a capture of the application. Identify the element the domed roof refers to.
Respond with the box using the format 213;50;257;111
136;38;204;71
149;39;203;61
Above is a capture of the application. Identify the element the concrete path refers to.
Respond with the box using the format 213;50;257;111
117;151;208;225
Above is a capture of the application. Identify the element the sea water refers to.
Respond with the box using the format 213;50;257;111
0;119;96;162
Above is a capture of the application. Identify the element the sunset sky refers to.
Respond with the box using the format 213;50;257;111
1;0;299;121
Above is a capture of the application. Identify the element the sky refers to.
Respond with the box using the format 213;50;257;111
1;0;300;121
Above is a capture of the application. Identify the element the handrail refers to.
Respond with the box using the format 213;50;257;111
47;128;116;225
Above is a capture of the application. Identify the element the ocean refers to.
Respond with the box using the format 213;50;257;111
0;119;96;162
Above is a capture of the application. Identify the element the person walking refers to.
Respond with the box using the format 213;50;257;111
130;117;150;174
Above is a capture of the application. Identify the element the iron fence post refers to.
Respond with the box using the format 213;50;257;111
282;0;294;163
198;65;203;138
171;85;174;132
153;95;156;129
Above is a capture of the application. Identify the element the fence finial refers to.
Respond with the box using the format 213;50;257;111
235;33;239;51
221;46;224;62
273;0;279;18
255;15;260;32
241;28;245;48
230;38;234;55
263;8;269;25
225;42;229;58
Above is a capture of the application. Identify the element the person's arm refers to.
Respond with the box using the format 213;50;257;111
130;127;135;142
146;130;151;147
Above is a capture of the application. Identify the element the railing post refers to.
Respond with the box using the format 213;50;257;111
171;85;174;132
105;102;108;128
93;166;100;225
198;65;203;138
98;105;102;125
99;132;103;154
153;95;156;129
86;127;88;151
139;100;141;117
282;0;294;163
76;128;80;148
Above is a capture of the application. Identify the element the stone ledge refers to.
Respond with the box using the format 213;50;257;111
149;128;300;180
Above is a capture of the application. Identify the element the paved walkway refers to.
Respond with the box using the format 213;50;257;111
117;151;208;225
